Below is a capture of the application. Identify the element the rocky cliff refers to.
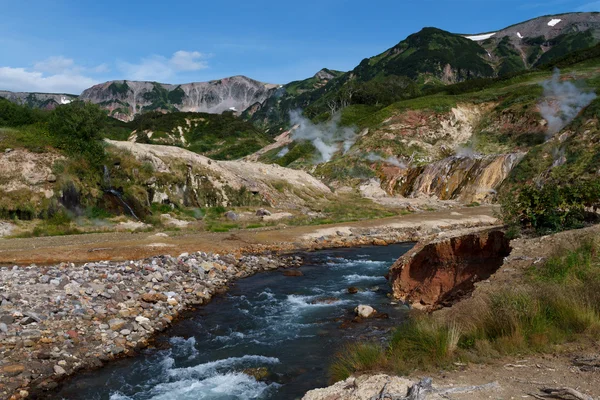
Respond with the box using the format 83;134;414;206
0;91;76;110
388;230;511;310
383;153;525;203
80;76;278;121
463;12;600;70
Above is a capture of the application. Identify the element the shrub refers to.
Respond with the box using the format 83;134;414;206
500;180;600;235
48;101;107;165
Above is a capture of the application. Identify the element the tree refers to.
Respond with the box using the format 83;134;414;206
48;101;107;163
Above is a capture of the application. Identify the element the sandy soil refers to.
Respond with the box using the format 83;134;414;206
0;206;497;266
413;348;600;399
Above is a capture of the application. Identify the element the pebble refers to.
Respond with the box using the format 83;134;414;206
53;365;66;375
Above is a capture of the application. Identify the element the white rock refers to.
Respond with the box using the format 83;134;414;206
53;365;66;375
302;374;417;400
355;304;376;318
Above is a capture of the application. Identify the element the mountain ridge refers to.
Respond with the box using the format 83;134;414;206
2;12;600;125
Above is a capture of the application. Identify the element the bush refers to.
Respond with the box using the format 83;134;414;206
0;98;47;127
500;180;600;235
47;101;107;164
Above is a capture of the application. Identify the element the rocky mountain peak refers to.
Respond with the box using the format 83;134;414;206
79;76;277;121
314;69;337;81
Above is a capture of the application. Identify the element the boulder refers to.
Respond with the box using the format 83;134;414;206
354;305;376;318
0;364;25;377
108;318;127;331
256;208;271;216
225;211;239;221
141;293;167;303
243;367;270;381
283;270;304;277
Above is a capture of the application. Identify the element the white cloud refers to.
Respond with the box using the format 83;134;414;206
92;63;110;73
33;56;75;74
0;55;112;94
0;67;97;94
170;51;207;71
118;50;208;81
0;51;208;94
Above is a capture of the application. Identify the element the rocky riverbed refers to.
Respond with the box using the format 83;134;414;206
0;252;301;399
0;211;502;400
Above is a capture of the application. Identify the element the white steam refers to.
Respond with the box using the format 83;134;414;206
289;110;357;163
539;69;596;138
277;147;289;157
454;145;479;158
364;153;407;168
552;147;566;168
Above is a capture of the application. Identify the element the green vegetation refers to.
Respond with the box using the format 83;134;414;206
48;100;107;162
0;98;47;127
495;37;526;75
535;31;597;67
121;110;272;160
287;193;398;226
362;28;494;81
108;81;130;96
331;240;600;381
500;180;600;236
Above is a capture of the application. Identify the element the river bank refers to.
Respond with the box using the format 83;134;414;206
0;208;500;399
0;252;303;399
303;224;600;400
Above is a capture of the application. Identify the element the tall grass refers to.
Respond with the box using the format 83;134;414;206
330;239;600;382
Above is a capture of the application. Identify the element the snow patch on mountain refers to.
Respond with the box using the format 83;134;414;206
464;32;496;41
548;19;562;27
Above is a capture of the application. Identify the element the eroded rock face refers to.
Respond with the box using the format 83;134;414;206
383;153;525;204
80;76;277;121
389;230;511;310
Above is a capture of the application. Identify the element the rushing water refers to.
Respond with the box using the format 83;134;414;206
51;243;414;400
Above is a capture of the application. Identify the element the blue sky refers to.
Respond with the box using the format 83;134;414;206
0;0;598;94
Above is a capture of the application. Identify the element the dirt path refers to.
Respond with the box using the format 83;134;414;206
0;206;497;265
414;348;600;399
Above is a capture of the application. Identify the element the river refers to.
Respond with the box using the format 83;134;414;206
50;243;413;400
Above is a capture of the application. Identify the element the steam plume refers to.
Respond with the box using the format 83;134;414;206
364;153;407;168
277;147;289;157
289;110;357;163
539;69;596;138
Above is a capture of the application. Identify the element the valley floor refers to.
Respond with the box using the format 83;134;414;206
0;206;497;266
0;206;499;399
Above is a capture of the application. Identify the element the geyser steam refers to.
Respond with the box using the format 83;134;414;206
364;152;407;168
539;69;596;138
289;110;357;163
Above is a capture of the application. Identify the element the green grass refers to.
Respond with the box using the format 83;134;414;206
331;240;600;382
0;124;54;153
287;194;397;226
11;210;83;238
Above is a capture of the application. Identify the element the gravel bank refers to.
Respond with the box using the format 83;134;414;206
0;252;300;399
